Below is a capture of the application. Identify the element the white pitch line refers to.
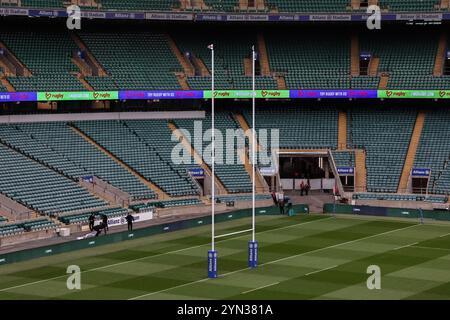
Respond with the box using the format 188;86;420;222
411;245;450;251
305;265;339;276
394;242;418;250
214;228;253;239
439;232;450;238
241;282;280;295
129;223;420;300
0;216;333;293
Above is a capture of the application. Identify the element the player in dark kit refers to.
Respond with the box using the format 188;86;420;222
101;214;108;234
88;213;95;231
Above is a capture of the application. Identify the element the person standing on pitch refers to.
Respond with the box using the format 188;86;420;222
88;213;95;231
126;212;135;231
101;214;108;234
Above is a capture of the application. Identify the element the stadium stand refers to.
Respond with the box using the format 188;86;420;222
78;31;182;90
265;32;350;89
174;32;277;90
175;112;253;193
0;143;108;216
73;120;200;196
0;31;85;91
8;122;157;201
414;109;450;196
0;216;7;223
347;106;417;193
242;106;339;149
358;32;450;89
332;150;356;168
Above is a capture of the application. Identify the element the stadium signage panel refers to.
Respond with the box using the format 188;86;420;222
290;90;377;98
0;92;36;102
411;168;431;177
337;167;355;175
188;168;205;178
1;7;448;23
378;90;438;98
37;91;118;101
203;90;289;99
396;13;442;21
145;13;193;20
119;90;203;100
309;14;352;21
0;7;28;16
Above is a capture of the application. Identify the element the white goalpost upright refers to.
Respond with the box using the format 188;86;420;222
248;45;258;269
207;43;218;279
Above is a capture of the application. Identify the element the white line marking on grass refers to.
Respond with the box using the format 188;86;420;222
129;223;420;300
305;265;339;276
394;242;418;250
241;282;280;295
439;232;450;238
215;228;253;239
411;245;450;251
0;216;333;293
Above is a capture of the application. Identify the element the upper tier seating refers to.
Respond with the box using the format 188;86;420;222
414;109;450;196
0;143;107;216
74;120;200;196
10;122;156;200
175;112;253;193
347;106;417;193
0;31;84;91
266;32;350;89
359;32;450;89
78;31;182;90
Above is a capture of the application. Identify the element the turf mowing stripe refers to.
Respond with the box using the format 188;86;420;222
241;282;280;295
0;216;333;293
129;223;419;300
305;265;339;276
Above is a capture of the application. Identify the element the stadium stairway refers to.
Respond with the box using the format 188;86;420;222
441;0;450;10
351;34;359;76
167;34;195;77
70;124;169;200
368;57;380;76
0;40;32;78
274;74;287;89
167;121;229;195
379;73;390;89
398;112;426;193
257;33;271;76
355;149;367;192
0;76;15;92
338;111;347;150
233;112;262;151
433;33;447;76
70;33;108;77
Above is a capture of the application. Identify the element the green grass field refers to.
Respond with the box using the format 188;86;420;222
0;214;450;300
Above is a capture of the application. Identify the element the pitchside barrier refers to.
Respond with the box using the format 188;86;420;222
0;204;309;266
323;203;450;221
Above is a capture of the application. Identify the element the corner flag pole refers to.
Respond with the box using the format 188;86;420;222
207;44;218;278
248;45;258;269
